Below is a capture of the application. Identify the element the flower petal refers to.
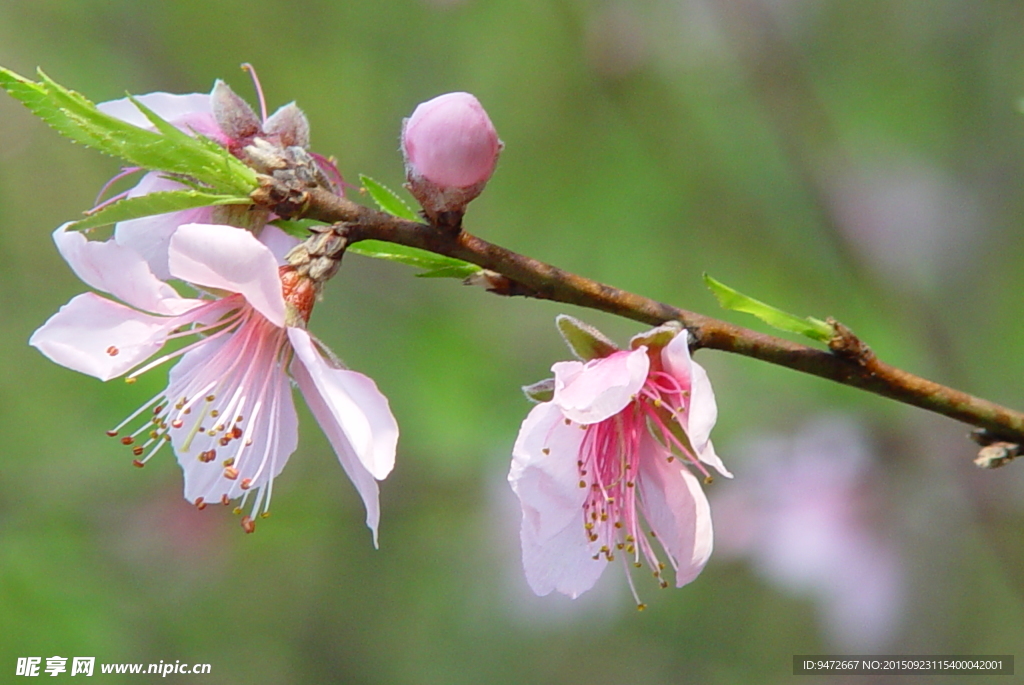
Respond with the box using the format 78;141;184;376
98;92;213;130
637;431;714;587
289;328;398;481
662;333;731;477
288;339;393;546
114;172;217;280
29;293;177;380
510;402;605;597
53;223;199;315
258;223;302;264
552;348;649;424
168;224;286;326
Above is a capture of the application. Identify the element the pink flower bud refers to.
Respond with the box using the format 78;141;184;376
401;92;502;223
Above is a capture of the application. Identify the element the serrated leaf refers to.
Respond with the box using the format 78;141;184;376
1;67;256;196
359;174;418;221
347;239;480;279
703;273;834;342
69;190;251;231
556;315;619;360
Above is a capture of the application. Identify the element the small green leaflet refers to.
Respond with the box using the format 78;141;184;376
353;174;481;278
358;174;418;221
70;190;251;231
348;240;481;279
703;273;834;342
0;67;257;196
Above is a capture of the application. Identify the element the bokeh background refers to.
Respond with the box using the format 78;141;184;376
2;1;1024;683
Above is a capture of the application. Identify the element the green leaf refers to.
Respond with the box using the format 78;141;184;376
359;174;418;221
69;190;251;231
0;67;256;195
703;273;834;342
347;239;481;279
556;315;619;360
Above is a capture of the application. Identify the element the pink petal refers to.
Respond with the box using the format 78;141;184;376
168;224;286;326
53;224;199;316
289;328;398;481
510;402;605;597
114;172;217;280
662;333;731;477
98;92;212;130
552;348;649;425
258;224;302;264
29;293;178;381
637;431;714;587
168;332;298;505
289;335;392;546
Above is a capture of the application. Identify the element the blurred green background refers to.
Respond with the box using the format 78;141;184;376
2;1;1024;683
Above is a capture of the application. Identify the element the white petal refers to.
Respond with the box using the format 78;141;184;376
509;402;605;597
258;223;302;264
289;328;398;481
552;348;649;425
686;360;717;446
290;343;385;546
114;172;217;280
98;92;212;129
53;223;198;315
168;224;286;326
29;293;177;381
637;432;714;587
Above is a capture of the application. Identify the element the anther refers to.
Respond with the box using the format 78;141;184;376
223;467;239;480
260;512;271;519
240;478;252;490
232;507;243;515
132;459;145;468
106;346;119;356
704;476;714;485
171;419;184;429
222;457;233;466
195;498;206;510
636;603;647;611
240;516;256;534
564;419;571;426
542;448;550;455
120;437;134;445
106;430;118;437
132;446;144;456
125;377;137;384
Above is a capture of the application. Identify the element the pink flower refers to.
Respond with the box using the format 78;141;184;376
508;318;730;606
30;223;398;541
401;92;502;221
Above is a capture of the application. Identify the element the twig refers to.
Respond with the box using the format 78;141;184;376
252;178;1024;456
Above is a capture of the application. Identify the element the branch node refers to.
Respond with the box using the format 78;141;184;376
827;317;875;365
463;269;543;298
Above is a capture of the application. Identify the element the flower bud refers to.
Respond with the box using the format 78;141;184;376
401;92;502;224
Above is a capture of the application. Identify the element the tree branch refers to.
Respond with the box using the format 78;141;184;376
254;179;1024;455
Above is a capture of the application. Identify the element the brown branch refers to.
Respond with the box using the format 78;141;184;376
254;179;1024;455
